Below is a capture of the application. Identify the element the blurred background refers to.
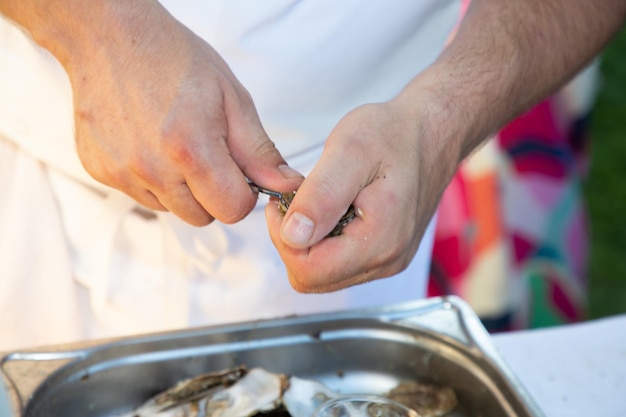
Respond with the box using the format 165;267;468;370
427;24;626;331
587;26;626;320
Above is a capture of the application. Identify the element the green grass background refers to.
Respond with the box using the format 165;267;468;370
586;26;626;319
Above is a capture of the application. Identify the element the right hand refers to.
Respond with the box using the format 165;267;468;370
31;1;304;225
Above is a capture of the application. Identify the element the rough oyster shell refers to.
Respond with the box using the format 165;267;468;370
118;367;457;417
277;191;356;237
385;381;457;417
119;368;288;417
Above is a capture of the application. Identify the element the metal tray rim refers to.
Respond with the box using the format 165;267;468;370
1;296;545;417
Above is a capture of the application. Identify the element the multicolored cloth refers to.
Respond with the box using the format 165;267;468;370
428;73;596;332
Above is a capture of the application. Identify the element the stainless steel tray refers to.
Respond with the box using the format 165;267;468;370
1;296;544;417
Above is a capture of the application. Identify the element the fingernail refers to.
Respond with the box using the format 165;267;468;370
278;164;304;179
282;212;315;247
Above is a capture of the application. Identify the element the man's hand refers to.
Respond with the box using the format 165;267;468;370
266;99;457;292
1;0;303;226
266;0;626;293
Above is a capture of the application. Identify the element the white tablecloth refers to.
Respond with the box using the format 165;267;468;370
493;314;626;416
2;314;625;416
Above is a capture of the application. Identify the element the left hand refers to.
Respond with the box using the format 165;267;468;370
265;98;456;292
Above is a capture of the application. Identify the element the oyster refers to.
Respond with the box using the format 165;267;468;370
248;182;355;237
119;367;289;417
385;381;457;417
282;375;340;417
118;367;457;417
277;191;356;237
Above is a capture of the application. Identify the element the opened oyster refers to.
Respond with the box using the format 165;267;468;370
248;182;356;237
276;191;355;237
117;366;457;417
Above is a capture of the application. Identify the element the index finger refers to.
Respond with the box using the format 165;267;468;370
182;135;258;224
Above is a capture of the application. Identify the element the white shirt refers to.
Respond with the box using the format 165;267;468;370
0;1;460;351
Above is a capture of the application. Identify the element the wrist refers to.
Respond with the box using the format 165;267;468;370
392;70;470;186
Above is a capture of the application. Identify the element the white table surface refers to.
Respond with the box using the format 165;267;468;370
1;314;625;416
492;314;626;416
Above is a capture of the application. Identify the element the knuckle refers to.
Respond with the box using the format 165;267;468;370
237;85;255;108
79;158;106;185
126;153;152;179
305;175;343;215
89;158;125;189
76;139;108;185
220;198;255;224
186;213;214;227
105;168;128;189
161;121;217;173
163;135;200;169
252;135;279;159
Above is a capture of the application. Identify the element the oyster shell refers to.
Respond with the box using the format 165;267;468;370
277;191;356;237
118;367;457;417
247;181;356;237
119;368;287;417
282;375;340;417
385;381;457;417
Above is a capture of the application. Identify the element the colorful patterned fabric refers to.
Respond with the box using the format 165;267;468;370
429;89;593;332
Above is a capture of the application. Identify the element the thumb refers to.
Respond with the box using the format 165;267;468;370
279;138;371;249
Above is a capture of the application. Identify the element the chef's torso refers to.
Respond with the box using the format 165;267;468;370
0;1;460;350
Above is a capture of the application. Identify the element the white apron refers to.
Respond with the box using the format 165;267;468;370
0;1;460;351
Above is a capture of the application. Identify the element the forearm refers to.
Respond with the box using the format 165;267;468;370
399;0;626;167
0;0;172;71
